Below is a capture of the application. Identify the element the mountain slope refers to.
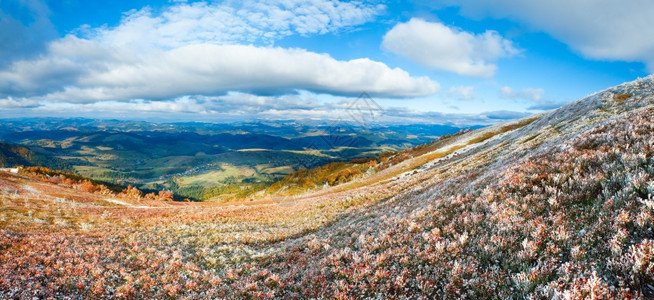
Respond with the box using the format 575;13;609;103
269;96;654;298
232;76;653;298
0;142;71;170
1;76;653;298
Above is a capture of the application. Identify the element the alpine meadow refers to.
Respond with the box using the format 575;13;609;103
1;0;654;299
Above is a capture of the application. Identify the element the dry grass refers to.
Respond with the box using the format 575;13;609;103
614;93;631;103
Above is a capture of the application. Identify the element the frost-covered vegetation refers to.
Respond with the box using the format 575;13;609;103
1;77;653;298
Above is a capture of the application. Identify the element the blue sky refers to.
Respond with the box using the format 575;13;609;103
0;0;652;124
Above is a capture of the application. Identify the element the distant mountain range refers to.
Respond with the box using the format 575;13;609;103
0;118;480;200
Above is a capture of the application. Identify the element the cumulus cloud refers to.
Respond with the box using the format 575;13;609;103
29;93;320;116
436;0;654;72
0;38;438;102
0;0;438;107
83;0;385;50
447;86;475;101
0;97;39;108
499;86;544;102
24;92;371;122
382;18;519;77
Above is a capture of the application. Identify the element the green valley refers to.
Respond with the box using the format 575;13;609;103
0;119;478;201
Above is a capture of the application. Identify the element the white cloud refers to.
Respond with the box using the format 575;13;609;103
32;93;316;115
27;92;373;121
0;97;38;108
499;85;568;111
0;1;437;106
34;98;209;114
447;86;475;100
20;93;530;124
0;38;438;102
437;0;654;72
83;0;385;51
499;86;544;102
382;18;519;77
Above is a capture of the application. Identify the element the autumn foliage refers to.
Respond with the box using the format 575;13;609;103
1;78;653;298
19;166;171;201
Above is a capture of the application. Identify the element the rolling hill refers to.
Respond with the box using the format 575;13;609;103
0;119;475;201
1;76;653;298
0;142;72;171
